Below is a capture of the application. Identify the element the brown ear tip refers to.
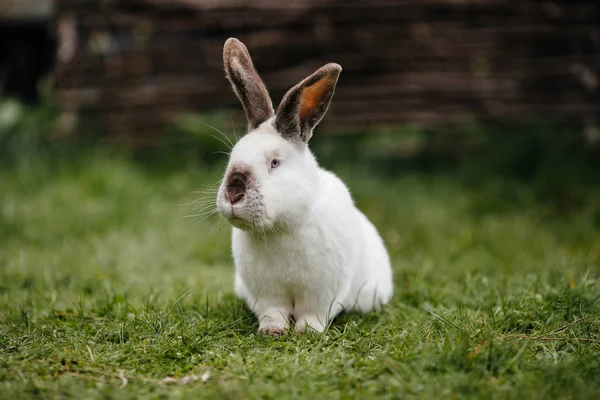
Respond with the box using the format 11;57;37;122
225;37;240;45
322;63;342;78
223;37;246;53
328;63;342;72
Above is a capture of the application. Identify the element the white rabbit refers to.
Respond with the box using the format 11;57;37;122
216;38;393;334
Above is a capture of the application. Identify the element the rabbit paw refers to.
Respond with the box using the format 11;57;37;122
258;310;289;336
295;315;326;333
259;325;287;336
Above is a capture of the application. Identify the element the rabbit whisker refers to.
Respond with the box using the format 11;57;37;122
201;122;235;149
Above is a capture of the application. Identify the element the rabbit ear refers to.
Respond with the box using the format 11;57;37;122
275;63;341;144
223;38;274;130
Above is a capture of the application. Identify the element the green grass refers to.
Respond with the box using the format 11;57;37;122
1;125;600;398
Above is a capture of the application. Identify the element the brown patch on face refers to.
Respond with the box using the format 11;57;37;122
225;163;254;204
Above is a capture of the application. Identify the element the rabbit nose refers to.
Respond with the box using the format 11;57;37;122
225;171;247;205
226;191;244;205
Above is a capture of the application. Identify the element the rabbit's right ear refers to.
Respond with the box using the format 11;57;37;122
223;38;274;130
274;63;341;144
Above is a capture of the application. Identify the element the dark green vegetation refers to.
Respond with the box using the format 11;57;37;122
1;103;599;399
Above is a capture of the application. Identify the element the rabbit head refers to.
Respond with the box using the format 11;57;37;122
217;38;341;231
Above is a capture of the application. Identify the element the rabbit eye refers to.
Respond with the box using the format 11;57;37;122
270;159;280;170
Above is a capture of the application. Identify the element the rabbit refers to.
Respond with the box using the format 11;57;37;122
216;38;393;335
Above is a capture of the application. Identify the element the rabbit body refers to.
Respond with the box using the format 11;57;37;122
229;122;392;333
217;38;393;334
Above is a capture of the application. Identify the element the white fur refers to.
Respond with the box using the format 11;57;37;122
217;119;393;333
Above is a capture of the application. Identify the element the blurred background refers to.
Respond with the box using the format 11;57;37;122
1;0;600;224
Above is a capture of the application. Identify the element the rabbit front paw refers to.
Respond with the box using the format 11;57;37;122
258;308;289;336
259;325;287;336
294;314;327;333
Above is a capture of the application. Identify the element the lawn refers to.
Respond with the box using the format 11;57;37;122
1;114;600;398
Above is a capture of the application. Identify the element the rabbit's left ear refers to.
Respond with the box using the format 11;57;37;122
223;38;274;130
275;63;341;144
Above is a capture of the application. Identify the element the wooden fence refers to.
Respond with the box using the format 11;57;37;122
53;0;600;140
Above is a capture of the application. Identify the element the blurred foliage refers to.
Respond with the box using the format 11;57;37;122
0;98;58;163
313;119;600;216
1;100;599;218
